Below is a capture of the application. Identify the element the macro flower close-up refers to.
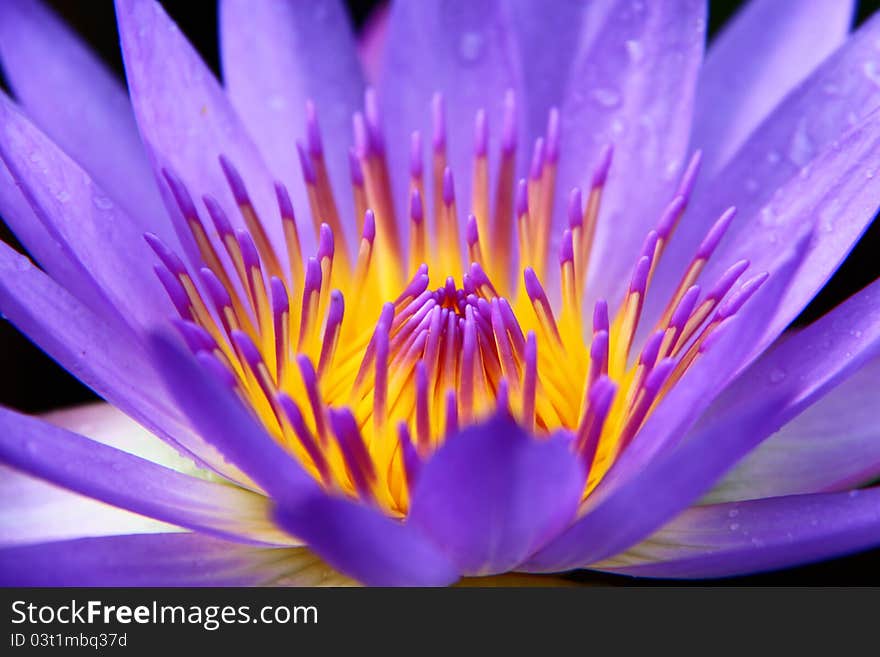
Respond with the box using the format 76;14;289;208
1;0;880;587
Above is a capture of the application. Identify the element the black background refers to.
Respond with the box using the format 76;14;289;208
1;0;879;585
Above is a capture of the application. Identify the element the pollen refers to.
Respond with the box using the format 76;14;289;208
148;89;763;517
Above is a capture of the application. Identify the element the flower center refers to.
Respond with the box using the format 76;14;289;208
147;89;762;516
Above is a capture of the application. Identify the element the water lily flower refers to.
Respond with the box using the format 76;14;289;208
1;0;880;587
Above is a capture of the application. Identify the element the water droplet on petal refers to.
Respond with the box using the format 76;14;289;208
625;39;644;63
728;508;739;518
93;195;114;210
863;60;880;86
591;88;622;109
769;368;786;384
55;190;71;203
729;523;740;531
458;31;484;64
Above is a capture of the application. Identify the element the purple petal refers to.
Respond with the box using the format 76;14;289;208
647;13;880;330
115;0;301;259
0;466;175;547
598;488;880;578
0;406;292;546
407;415;584;576
554;0;705;305
693;0;854;177
0;242;251;485
704;276;880;501
149;333;319;502
273;494;458;586
358;4;389;83
0;95;168;333
379;0;523;228
220;0;363;248
0;534;343;586
0;0;171;242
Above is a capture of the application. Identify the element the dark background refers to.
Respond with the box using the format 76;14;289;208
1;0;879;584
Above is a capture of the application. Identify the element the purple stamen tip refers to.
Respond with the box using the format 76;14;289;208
410;131;423;179
200;267;232;309
218;155;249;205
305;100;323;157
474;109;488;157
707;259;750;301
717;272;769;319
348;148;364;186
364;87;385;155
546;107;560;164
203;194;233;237
501;89;517;154
515;179;529;217
676;150;703;200
560;229;574;264
270;276;289;314
669;285;700;330
162;168;198;218
231;329;263;371
155;266;191;319
592;144;614;188
432;92;446;153
523;267;545;302
593;299;609;333
173;318;216;354
304;257;322;294
318;223;335;260
588;375;617;415
656;195;686;240
630;255;651;296
644;358;675;395
640;230;659;261
274;181;295;221
196;351;237;391
529;137;546;181
466;214;479;246
327;289;345;326
409;188;424;225
363;209;376;242
639;330;664;368
697;206;737;260
296;140;317;185
590;330;609;362
568;187;583;228
144;232;185;275
236;230;261;270
442;167;455;206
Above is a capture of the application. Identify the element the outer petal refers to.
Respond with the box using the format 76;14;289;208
0;242;251;486
557;0;705;305
407;416;585;576
0;466;177;547
379;0;523;226
220;0;364;249
704;277;880;502
693;0;854;176
647;12;880;330
274;494;459;587
0;406;292;546
596;488;880;578
0;0;170;242
0;534;350;586
115;0;300;260
0;95;168;333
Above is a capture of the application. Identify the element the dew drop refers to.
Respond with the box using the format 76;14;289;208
592;88;622;109
93;195;114;210
729;523;740;531
625;39;644;63
765;150;781;165
849;490;860;498
850;329;863;338
768;368;786;384
866;168;875;180
55;190;71;203
458;31;484;64
863;60;880;86
787;119;814;167
728;508;739;518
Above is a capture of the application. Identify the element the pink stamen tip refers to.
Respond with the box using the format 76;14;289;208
697;206;737;260
363;209;376;242
409;131;423;179
515;179;529;217
716;272;769;319
466;214;480;246
592;144;614;188
593;299;610;333
669;285;701;331
273;181;296;221
639;330;665;368
630;256;651;296
560;229;574;264
474;109;488;157
676;150;703;201
707;259;750;302
568;188;583;228
432;92;446;153
196;351;238;391
409;188;424;225
296;141;317;185
545;107;560;164
218;155;250;205
155;265;191;319
203;194;233;237
318;223;335;261
529;137;546;181
352;112;370;158
173;318;217;354
442;167;455;206
144;233;186;276
162;168;198;219
655;195;686;240
348;148;364;187
236;230;261;271
270;276;289;315
305;100;323;157
501;89;517;154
